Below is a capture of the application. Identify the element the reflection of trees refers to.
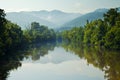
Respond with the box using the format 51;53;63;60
0;61;21;80
25;42;56;61
0;42;56;80
62;42;84;58
0;51;25;80
62;42;120;80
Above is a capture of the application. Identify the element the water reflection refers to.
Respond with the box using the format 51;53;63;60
24;42;56;61
1;42;120;80
9;60;104;80
0;51;24;80
62;42;120;80
0;42;56;80
8;45;104;80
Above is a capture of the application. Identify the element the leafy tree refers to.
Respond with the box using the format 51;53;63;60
104;8;119;26
23;22;56;43
0;9;24;55
0;9;6;54
4;21;23;51
90;19;107;46
83;21;95;45
61;8;120;50
105;26;120;49
0;9;6;34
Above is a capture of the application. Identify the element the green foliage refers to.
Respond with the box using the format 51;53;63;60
62;8;120;50
0;9;25;55
105;26;120;49
0;9;57;55
84;19;107;46
23;22;56;43
62;27;84;44
1;20;24;53
84;21;96;44
104;8;120;26
0;9;6;34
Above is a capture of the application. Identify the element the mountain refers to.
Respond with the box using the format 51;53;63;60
28;10;81;25
6;12;57;29
6;10;81;29
59;8;108;31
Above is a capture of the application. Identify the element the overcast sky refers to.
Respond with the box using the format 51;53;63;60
0;0;120;13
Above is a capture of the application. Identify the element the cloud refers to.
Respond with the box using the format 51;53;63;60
74;2;82;7
5;8;32;12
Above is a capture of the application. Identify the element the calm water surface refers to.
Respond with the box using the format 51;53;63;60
2;43;120;80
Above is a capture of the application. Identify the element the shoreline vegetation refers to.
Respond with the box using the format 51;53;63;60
0;8;120;80
61;8;120;50
0;8;120;56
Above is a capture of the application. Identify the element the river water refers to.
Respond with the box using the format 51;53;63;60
1;42;119;80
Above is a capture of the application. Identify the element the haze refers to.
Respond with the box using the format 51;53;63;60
1;0;120;13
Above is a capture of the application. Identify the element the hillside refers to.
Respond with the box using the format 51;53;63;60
59;8;108;31
6;10;81;29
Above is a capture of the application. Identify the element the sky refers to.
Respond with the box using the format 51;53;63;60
0;0;120;14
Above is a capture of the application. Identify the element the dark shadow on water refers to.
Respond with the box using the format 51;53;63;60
62;42;120;80
0;41;120;80
0;41;57;80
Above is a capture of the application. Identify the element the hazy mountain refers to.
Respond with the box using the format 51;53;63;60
28;10;81;25
59;8;108;31
6;10;81;29
6;12;57;29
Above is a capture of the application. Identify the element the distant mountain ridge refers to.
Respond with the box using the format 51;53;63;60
27;10;81;25
59;9;108;30
6;10;81;29
6;7;120;30
59;7;120;31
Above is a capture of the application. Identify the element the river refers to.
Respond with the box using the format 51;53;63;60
0;42;120;80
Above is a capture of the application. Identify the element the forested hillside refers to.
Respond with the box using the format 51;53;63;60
0;9;56;56
0;8;120;57
62;8;120;50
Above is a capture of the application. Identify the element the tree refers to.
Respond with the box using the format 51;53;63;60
83;21;96;45
0;9;6;34
24;22;56;43
90;19;107;46
104;8;119;26
105;26;120;49
4;21;23;51
61;8;120;50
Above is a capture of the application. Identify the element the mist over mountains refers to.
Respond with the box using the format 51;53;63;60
59;8;108;30
6;7;120;30
6;10;81;29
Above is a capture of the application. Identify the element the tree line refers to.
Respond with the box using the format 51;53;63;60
62;8;120;50
0;8;120;56
23;22;56;43
0;9;56;56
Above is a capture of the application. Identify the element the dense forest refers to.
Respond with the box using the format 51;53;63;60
62;8;120;50
0;8;120;80
23;22;56;43
0;8;120;56
0;9;56;56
